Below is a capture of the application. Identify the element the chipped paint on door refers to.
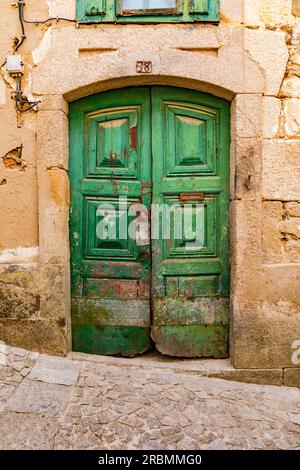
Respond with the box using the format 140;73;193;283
69;86;230;357
151;87;230;357
69;88;152;356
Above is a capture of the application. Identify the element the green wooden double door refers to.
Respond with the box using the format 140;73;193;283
70;86;230;357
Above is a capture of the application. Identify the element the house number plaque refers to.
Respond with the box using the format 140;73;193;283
136;61;152;73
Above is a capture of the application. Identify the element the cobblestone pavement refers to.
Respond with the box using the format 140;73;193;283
0;345;299;450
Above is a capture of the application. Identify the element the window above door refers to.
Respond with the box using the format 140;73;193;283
77;0;220;23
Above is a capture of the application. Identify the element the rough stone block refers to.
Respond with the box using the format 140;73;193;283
230;200;263;310
244;0;294;27
213;369;283;386
244;29;288;96
262;140;300;200
220;0;244;24
39;262;70;335
261;264;300;305
283;98;300;137
284;368;300;387
290;46;300;67
262;97;281;138
262;201;283;263
280;75;300;98
5;379;71;417
282;238;300;263
38;169;70;264
0;319;68;356
280;218;300;238
39;95;68;114
231;139;262;201
286;201;300;216
28;355;81;385
262;206;300;265
0;284;40;321
37;111;69;170
232;299;300;369
0;412;59;450
0;266;40;321
231;94;262;138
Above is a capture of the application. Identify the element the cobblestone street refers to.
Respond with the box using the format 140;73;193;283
0;346;299;450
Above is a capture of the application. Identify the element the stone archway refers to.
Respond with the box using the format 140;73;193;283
33;22;287;367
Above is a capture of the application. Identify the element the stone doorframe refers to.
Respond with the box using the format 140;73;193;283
34;24;293;369
35;75;258;366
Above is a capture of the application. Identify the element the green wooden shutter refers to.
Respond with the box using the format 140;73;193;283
189;0;209;14
77;0;220;23
84;0;106;16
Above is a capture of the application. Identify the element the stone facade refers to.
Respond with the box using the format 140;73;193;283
0;0;300;377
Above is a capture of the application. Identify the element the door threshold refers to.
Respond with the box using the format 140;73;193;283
68;350;283;387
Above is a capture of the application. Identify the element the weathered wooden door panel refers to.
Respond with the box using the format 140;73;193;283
69;88;152;356
150;87;230;357
70;86;230;357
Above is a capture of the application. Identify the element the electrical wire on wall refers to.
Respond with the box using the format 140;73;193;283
9;0;76;112
15;0;26;52
15;0;76;52
15;75;40;112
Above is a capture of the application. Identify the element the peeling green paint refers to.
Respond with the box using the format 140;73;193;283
70;86;230;357
154;297;229;326
152;325;229;358
72;325;150;357
70;88;152;356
